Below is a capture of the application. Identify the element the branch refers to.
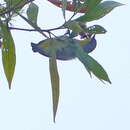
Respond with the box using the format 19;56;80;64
9;25;65;32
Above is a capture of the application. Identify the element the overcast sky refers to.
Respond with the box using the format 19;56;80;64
0;0;130;130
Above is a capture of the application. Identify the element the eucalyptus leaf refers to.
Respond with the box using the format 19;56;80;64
0;22;16;89
64;21;84;33
27;3;39;25
75;42;111;83
85;25;107;34
61;0;67;19
4;0;26;6
0;26;3;38
49;40;60;123
4;0;26;13
85;0;103;11
76;1;124;22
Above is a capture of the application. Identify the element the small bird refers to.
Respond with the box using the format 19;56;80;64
31;35;97;61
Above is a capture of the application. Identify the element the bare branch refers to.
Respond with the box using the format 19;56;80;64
9;25;65;32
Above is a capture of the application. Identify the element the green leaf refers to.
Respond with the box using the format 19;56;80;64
64;21;84;33
4;0;26;6
27;2;39;25
75;42;111;83
4;0;26;12
49;40;60;122
0;22;16;89
85;25;107;34
61;0;67;19
0;26;3;38
76;1;124;22
85;0;103;11
3;0;27;17
0;5;6;18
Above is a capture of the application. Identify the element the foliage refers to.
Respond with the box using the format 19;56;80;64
0;0;123;122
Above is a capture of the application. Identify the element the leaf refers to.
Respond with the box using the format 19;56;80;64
0;26;3;38
76;1;124;22
64;21;84;33
4;0;25;6
61;0;67;19
27;2;39;25
85;25;107;34
49;41;60;122
0;22;16;89
75;42;111;83
85;0;103;11
4;0;26;11
3;0;27;15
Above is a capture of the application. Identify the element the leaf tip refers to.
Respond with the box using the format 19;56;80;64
104;78;112;84
9;84;12;90
53;116;56;123
8;81;12;89
108;79;112;84
119;3;125;6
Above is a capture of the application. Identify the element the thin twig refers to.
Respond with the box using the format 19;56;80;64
68;12;77;21
17;12;49;38
9;25;65;32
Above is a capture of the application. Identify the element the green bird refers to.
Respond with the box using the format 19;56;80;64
31;35;97;60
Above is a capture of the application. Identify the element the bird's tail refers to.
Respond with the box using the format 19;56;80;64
31;43;38;52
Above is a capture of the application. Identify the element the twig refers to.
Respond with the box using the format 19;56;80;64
17;12;49;38
9;25;65;32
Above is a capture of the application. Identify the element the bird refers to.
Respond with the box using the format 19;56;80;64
31;35;97;61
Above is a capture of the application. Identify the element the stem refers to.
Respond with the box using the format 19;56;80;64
17;12;49;38
9;25;65;32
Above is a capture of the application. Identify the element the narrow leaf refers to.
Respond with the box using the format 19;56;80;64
49;41;60;122
61;0;67;19
85;25;107;34
75;42;111;83
4;0;26;13
85;0;103;11
27;2;39;25
4;0;26;6
0;26;2;38
64;21;84;33
0;22;16;89
76;1;124;22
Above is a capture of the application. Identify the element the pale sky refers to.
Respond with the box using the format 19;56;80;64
0;0;130;130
